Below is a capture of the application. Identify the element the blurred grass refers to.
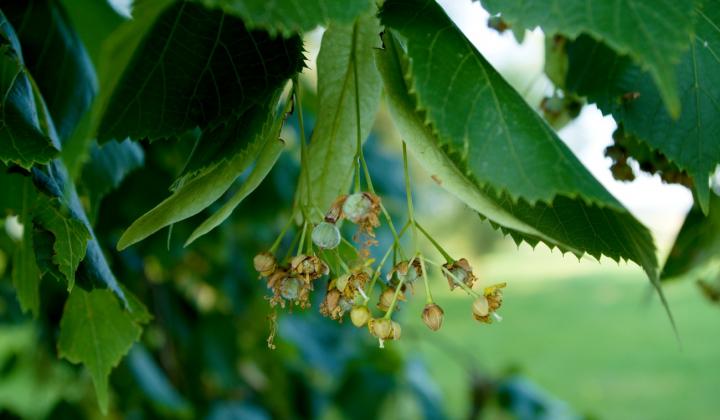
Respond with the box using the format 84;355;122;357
397;244;720;420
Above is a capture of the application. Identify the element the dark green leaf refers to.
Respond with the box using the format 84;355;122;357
58;287;147;414
565;0;720;213
81;139;144;220
478;0;694;116
94;0;304;142
304;15;383;212
58;0;126;179
0;11;58;168
661;195;720;280
196;0;373;36
2;0;97;142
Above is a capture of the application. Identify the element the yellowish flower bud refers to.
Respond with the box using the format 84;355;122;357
472;296;490;318
390;321;402;340
368;318;393;339
253;252;277;277
350;305;371;327
422;303;444;331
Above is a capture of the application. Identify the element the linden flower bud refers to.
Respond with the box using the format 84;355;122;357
253;252;277;277
350;305;371;327
422;303;444;331
312;222;341;249
342;192;373;223
368;318;393;339
472;296;490;318
377;287;404;311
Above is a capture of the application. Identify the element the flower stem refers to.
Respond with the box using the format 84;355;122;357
402;142;418;255
270;213;296;253
419;254;433;304
297;220;308;256
293;78;313;213
415;221;454;264
364;220;411;304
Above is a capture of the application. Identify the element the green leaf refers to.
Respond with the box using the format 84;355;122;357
375;11;669;321
661;195;720;280
11;179;41;315
3;0;97;142
0;11;58;168
478;0;694;117
33;197;91;290
565;0;720;213
93;0;304;142
117;100;278;250
305;15;383;212
195;0;373;36
58;287;147;414
34;161;128;303
81;139;144;220
185;137;285;245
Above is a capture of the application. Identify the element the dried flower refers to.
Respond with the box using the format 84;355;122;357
443;258;477;290
350;305;371;327
368;318;393;339
253;252;277;277
342;192;381;241
473;282;506;324
290;254;329;282
324;195;348;223
422;303;444;331
320;288;343;319
312;222;341;249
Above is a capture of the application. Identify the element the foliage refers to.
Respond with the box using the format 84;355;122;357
0;0;717;417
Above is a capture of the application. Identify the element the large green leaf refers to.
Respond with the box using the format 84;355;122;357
305;15;383;212
196;0;373;36
94;0;303;142
661;195;720;280
565;0;720;214
376;3;666;311
58;288;149;414
479;0;694;117
0;11;58;168
381;0;622;209
3;0;97;142
117;101;278;250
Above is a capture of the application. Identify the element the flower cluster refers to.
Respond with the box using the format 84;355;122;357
257;85;508;349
